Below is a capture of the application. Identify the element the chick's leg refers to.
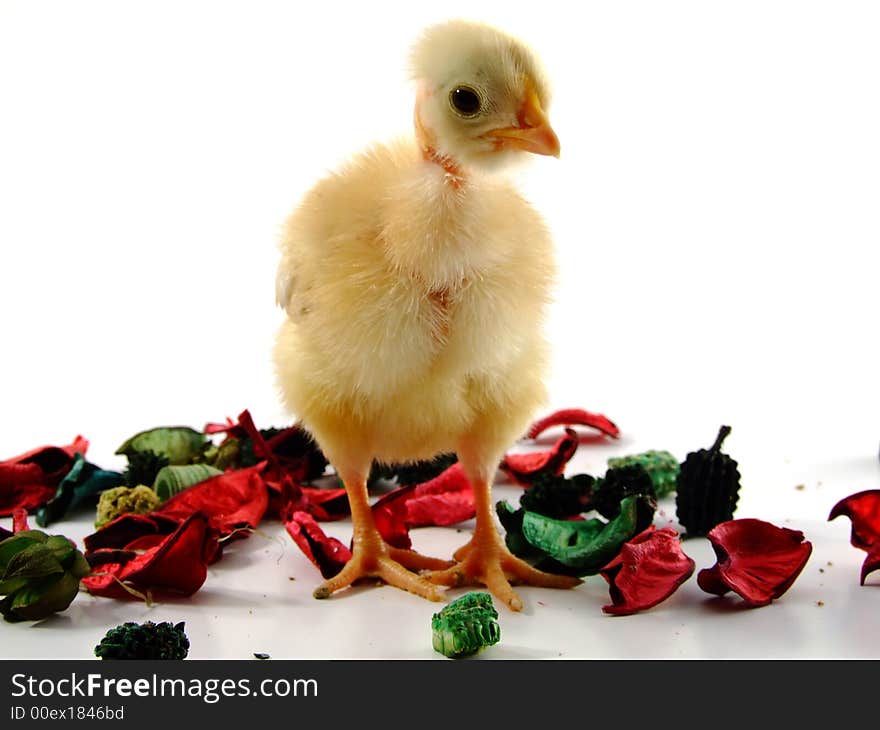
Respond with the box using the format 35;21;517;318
427;447;581;612
313;463;449;602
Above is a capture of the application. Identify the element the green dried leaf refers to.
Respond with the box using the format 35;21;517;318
0;530;91;622
495;501;539;559
520;495;654;575
0;576;29;595
45;535;77;565
153;464;223;502
116;427;207;466
3;544;64;581
3;572;81;622
0;535;43;570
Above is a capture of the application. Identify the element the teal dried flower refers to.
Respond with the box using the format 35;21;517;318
0;530;91;622
432;592;500;659
95;620;189;660
607;450;679;498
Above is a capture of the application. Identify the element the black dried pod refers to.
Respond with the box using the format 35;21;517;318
95;620;189;660
591;464;655;520
520;472;595;518
675;425;741;537
369;453;458;487
240;427;328;481
123;450;170;488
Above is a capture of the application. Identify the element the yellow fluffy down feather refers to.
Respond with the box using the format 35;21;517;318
274;137;554;467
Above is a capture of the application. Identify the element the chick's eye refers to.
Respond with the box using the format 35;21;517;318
449;86;481;117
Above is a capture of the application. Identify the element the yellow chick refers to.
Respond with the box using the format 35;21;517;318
273;19;578;611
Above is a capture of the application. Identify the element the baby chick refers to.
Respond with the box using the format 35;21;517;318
274;20;578;611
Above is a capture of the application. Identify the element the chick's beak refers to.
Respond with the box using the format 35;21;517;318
484;82;561;158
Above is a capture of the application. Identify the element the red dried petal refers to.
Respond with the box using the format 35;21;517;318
0;437;89;516
828;490;880;552
372;463;474;549
860;543;880;586
500;429;579;486
83;513;214;599
527;409;619;440
272;476;350;522
209;410;326;484
155;464;269;537
600;527;695;615
697;518;812;607
12;508;30;533
84;512;182;553
284;510;351;579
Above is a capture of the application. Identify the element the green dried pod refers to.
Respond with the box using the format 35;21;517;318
591;464;655;520
95;620;189;660
431;592;500;659
521;494;655;576
496;501;539;560
116;427;207;466
607;450;680;498
95;485;162;528
204;437;243;471
675;426;741;537
0;530;91;622
153;464;223;502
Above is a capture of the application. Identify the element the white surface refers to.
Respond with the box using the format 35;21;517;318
1;0;879;658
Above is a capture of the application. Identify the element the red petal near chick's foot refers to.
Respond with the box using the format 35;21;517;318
500;429;579;487
284;511;352;579
828;490;880;552
697;518;812;607
272;475;350;522
526;409;619;440
600;527;695;615
371;463;475;549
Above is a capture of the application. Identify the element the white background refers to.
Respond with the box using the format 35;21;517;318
1;0;878;659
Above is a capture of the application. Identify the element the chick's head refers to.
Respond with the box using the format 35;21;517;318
410;20;560;171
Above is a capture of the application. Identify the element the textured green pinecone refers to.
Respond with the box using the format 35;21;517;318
675;426;741;536
95;621;190;660
432;592;500;659
607;450;680;498
591;464;656;520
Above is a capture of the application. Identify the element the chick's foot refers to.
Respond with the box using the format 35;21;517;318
426;528;581;611
313;532;450;602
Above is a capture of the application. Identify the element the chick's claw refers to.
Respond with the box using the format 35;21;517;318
313;541;448;602
426;531;581;611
